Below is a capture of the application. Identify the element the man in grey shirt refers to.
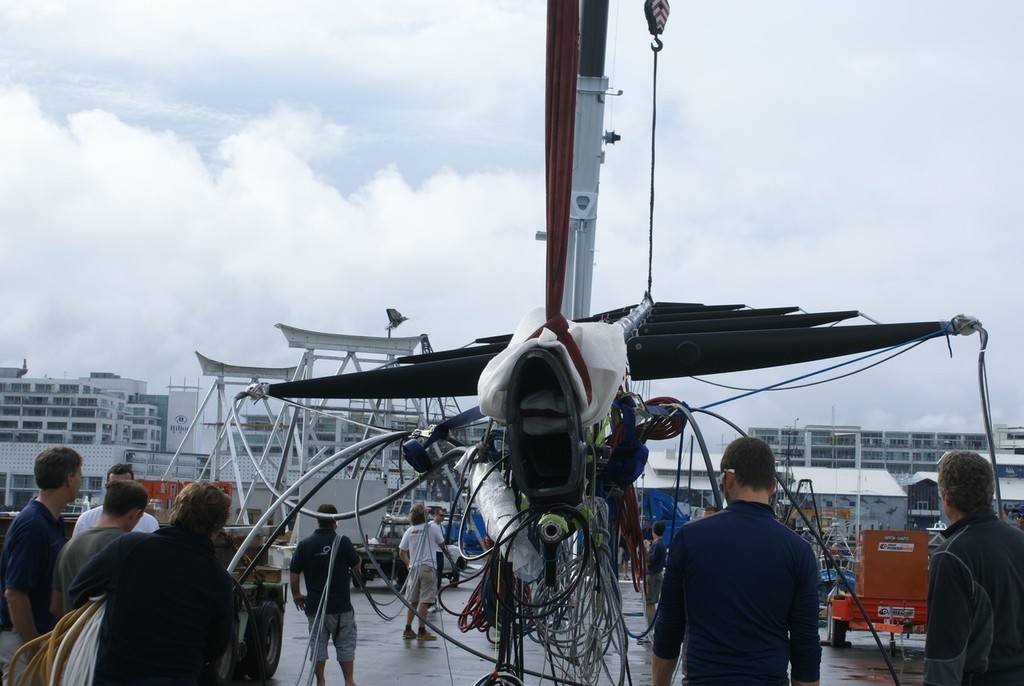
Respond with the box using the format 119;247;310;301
51;480;150;616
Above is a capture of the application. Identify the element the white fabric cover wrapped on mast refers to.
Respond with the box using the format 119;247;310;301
478;307;627;425
459;451;543;582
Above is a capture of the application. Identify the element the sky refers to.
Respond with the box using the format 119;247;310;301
1;1;1021;444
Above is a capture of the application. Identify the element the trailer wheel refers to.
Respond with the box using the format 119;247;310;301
200;633;236;686
830;619;849;648
240;602;284;680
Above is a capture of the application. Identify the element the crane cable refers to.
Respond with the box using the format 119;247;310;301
643;0;669;299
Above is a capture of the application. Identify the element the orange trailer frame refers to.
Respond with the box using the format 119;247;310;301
825;530;929;654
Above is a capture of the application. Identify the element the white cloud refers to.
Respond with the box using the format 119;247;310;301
0;1;1021;437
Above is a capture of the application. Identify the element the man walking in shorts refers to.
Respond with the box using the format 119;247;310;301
290;504;362;686
399;502;444;641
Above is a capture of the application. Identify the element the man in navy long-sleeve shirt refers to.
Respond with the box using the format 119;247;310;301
652;437;820;686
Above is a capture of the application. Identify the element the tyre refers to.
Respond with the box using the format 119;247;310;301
240;602;284;680
199;629;236;686
830;618;849;648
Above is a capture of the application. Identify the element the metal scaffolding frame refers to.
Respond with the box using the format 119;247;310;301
163;324;464;524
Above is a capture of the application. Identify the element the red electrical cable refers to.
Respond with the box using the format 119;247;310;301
641;396;684;441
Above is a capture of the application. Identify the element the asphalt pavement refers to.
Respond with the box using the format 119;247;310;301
253;573;925;686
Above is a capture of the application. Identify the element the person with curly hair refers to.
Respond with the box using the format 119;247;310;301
924;451;1024;685
69;481;234;685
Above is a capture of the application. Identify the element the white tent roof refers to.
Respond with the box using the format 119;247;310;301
903;472;938;486
643;449;905;497
992;454;1024;466
998;479;1024;503
643;450;722;491
787;467;906;497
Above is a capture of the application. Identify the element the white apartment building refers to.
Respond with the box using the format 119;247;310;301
0;367;165;508
748;424;992;476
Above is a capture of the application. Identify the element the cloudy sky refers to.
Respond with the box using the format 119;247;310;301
1;1;1021;445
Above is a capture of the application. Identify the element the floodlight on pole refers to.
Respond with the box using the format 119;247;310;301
385;308;409;338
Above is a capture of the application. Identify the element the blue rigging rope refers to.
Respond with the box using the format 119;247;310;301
699;324;953;411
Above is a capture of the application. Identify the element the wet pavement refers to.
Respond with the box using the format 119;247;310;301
254;574;925;686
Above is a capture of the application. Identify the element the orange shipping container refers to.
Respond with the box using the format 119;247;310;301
855;530;928;600
136;479;233;512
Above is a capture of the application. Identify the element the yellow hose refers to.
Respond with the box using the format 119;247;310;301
6;598;104;686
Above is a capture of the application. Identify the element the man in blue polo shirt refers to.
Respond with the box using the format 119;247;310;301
0;446;82;680
652;437;820;685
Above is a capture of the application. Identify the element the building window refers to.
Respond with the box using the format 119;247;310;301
12;474;34;489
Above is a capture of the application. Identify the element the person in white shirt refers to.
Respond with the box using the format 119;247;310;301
73;463;160;535
398;503;444;641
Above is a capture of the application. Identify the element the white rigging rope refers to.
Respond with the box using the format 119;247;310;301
55;596;106;686
528;498;627;685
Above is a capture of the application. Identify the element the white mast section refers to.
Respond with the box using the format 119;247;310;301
562;0;617;321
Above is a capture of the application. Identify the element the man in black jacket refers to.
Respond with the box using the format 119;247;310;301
924;451;1024;685
69;481;234;686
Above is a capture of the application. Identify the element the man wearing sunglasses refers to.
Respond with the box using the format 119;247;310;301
652;437;820;686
